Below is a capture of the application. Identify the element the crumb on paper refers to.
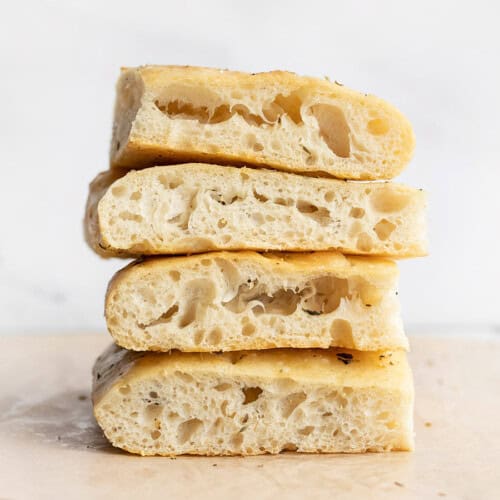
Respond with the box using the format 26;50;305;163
425;421;432;427
394;481;404;487
438;493;447;497
78;395;87;401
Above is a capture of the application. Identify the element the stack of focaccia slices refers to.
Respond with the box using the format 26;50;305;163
85;65;426;456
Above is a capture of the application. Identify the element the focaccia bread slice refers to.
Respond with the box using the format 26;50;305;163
92;344;414;456
105;251;406;352
110;66;415;180
85;164;427;258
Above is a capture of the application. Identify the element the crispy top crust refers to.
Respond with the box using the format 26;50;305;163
92;343;411;406
107;250;399;296
127;65;364;96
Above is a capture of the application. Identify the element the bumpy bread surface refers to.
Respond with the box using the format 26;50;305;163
92;344;414;456
106;251;406;352
110;66;415;180
85;164;427;258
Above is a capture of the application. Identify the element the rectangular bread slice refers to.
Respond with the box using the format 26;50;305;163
105;251;406;352
92;344;414;456
85;164;427;258
110;66;415;180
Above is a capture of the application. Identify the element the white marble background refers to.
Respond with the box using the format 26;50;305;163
1;0;499;334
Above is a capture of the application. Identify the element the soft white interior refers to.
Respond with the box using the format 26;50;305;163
106;254;405;352
95;165;427;257
150;86;357;161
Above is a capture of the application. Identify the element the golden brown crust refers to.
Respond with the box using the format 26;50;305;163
93;343;411;404
108;250;398;283
83;169;124;257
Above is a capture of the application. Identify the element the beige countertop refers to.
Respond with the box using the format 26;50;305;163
0;333;499;499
